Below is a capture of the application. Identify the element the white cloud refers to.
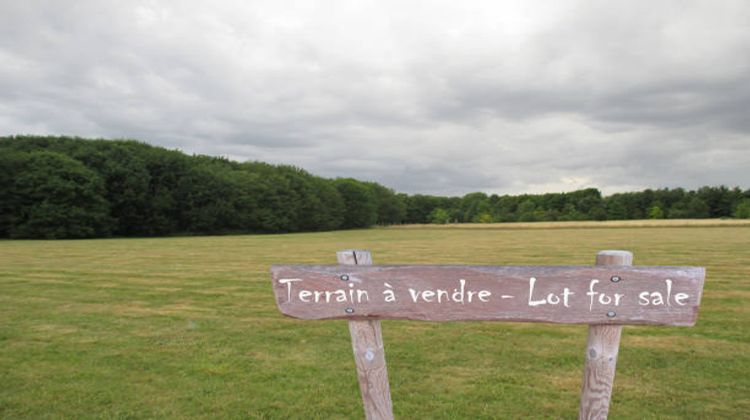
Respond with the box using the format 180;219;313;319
1;0;748;195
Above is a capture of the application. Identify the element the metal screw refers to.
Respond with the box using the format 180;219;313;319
345;307;354;314
611;275;621;283
340;274;349;281
607;311;617;318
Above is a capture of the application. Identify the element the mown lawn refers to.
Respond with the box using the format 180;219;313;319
1;223;748;418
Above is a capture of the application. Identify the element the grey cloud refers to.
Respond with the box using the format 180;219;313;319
1;0;748;196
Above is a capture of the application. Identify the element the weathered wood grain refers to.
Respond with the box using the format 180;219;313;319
338;250;393;420
270;263;704;325
579;250;630;420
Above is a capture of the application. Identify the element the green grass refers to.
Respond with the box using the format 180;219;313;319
1;223;748;418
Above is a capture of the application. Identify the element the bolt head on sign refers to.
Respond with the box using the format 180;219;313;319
270;264;705;326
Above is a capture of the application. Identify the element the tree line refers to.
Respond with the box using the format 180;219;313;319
1;136;748;239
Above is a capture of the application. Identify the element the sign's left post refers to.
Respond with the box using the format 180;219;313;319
337;249;394;420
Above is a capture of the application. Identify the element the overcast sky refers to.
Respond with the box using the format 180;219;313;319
1;1;748;195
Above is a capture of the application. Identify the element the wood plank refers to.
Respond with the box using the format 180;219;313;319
270;263;704;325
338;250;393;420
579;250;630;419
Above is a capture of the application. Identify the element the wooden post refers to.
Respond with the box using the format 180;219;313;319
337;250;394;420
579;250;633;420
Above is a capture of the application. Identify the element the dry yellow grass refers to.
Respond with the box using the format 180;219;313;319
389;218;750;230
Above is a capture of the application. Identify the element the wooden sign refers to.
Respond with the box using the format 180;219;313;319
270;250;706;420
271;264;704;326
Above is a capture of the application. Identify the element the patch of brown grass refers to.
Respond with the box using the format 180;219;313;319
389;219;750;230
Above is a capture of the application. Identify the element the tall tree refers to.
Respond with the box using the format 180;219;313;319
334;178;378;228
0;151;27;236
365;182;406;225
9;151;111;238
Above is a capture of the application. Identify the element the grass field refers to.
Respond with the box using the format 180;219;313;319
1;222;748;418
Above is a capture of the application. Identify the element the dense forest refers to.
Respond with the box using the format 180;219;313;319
1;135;749;239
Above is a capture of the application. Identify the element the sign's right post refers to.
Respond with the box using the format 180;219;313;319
579;250;633;420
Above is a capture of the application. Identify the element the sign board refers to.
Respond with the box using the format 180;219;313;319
271;250;706;420
271;265;705;326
